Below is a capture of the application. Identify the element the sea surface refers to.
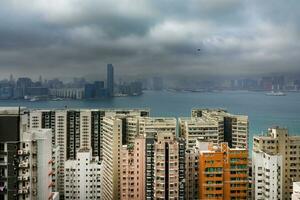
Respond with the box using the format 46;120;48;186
1;90;300;152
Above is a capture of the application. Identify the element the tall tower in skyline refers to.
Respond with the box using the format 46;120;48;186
107;64;114;97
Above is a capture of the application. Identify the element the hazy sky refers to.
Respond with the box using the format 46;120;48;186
0;0;300;80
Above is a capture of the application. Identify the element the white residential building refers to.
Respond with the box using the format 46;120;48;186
64;149;102;200
253;127;300;200
292;182;300;200
18;129;54;200
252;151;283;200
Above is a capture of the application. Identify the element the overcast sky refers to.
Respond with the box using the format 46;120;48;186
0;0;300;80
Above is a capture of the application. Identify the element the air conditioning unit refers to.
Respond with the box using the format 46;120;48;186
23;150;29;155
17;150;23;155
18;190;23;194
17;176;23;181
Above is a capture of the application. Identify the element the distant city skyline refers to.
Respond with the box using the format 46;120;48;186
0;1;300;79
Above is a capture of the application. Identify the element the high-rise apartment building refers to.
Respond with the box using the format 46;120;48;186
55;111;67;194
1;127;55;199
102;116;122;200
179;117;222;149
153;132;181;199
29;109;149;159
138;117;177;137
185;138;212;200
104;115;182;200
29;108;149;196
198;142;248;200
64;148;102;200
0;107;58;200
107;64;114;97
191;108;249;149
0;107;28;199
120;136;146;200
252;150;283;199
19;129;54;200
253;127;300;200
121;132;185;200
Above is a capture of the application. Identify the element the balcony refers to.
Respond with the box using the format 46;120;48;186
18;176;30;181
18;162;29;168
18;150;30;155
18;188;29;194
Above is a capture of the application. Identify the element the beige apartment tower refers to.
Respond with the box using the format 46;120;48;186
253;127;300;200
101;116;123;200
190;108;249;149
120;136;146;200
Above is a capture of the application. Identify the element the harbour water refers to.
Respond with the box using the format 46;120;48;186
1;90;300;151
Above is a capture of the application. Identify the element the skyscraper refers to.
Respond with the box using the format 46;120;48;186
107;64;114;97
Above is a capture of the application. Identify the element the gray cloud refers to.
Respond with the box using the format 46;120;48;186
0;0;300;80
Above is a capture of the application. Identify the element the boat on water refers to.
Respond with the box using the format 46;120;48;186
265;91;286;96
52;98;64;101
29;97;40;102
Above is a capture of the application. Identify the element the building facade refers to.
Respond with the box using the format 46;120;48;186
198;142;248;200
252;150;283;199
292;182;300;200
153;132;180;200
64;149;102;199
179;117;221;149
0;107;28;200
120;136;146;200
29;109;149;196
191;108;249;149
101;116;122;200
253;127;300;200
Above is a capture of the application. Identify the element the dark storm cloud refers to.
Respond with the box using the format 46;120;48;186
0;0;299;79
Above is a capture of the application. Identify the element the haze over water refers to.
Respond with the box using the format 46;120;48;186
1;90;300;151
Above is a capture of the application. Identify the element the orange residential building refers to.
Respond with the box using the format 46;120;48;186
198;142;248;200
